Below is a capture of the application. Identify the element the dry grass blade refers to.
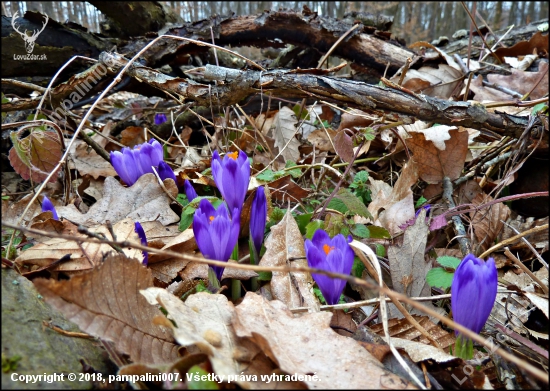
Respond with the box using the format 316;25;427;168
33;254;180;365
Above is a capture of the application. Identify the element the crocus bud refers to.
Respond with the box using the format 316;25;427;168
451;254;497;335
184;180;198;202
158;161;177;184
110;139;164;186
304;229;354;305
211;150;250;217
249;186;267;259
42;195;58;220
193;199;240;282
134;221;148;265
154;113;167;125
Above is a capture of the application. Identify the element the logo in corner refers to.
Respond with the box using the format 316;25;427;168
11;11;48;54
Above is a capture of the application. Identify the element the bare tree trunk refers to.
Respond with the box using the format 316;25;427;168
508;1;519;26
493;1;503;29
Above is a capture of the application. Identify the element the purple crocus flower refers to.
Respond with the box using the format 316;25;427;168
451;254;497;336
249;186;267;259
184;179;198;201
154;113;167;125
211;150;250;216
415;204;431;218
134;221;148;265
158;161;177;184
304;229;354;305
42;195;58;220
110;139;164;186
193;199;240;282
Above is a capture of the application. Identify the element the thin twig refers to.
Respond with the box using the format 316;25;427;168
2;220;548;383
503;248;548;295
442;177;471;256
479;224;549;260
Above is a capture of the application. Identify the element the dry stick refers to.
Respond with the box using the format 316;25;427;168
522;68;548;101
2;221;548;384
479;24;515;62
479;223;549;260
502;220;549;270
503;248;549;295
317;23;360;69
442;177;471;256
397;57;412;86
2;78;47;93
460;1;502;64
463;72;474;102
314;140;365;219
351;241;442;350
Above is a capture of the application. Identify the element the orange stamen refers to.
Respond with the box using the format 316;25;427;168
323;244;335;255
227;151;239;160
209;216;215;223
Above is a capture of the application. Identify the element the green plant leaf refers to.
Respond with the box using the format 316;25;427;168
305;220;324;239
327;197;349;214
415;196;428;208
333;188;373;219
294;213;313;235
426;267;455;289
256;170;276;182
187;365;219;389
375;244;386;257
351;223;370;238
435;256;461;269
367;225;391;239
352;256;365;278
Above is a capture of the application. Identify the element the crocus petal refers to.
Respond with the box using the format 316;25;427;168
134;221;148;265
158;161;177;183
211;150;250;216
110;150;132;185
184;180;198;201
148;139;164;167
41;196;58;220
250;186;267;255
137;142;155;174
451;254;497;336
154;113;167;125
311;229;331;249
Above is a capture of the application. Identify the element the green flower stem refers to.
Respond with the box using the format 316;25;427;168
231;244;241;301
454;335;474;360
249;239;259;292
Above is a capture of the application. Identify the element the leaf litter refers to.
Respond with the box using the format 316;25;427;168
2;9;549;390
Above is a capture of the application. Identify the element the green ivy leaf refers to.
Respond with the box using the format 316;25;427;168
426;267;455;289
436;256;461;269
256;170;276;182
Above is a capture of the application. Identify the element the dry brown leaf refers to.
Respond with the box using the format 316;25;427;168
68;127;117;179
259;209;319;311
33;254;180;365
306;128;336;152
469;193;510;253
266;175;310;204
381;338;456;363
387;209;444;321
1;193;43;226
179;260;258;282
148;228;196;264
16;217;144;273
367;162;417;236
271;106;301;163
407;126;468;183
370;315;455;352
56;174;179;226
333;129;354;163
233;292;416;389
487;61;549;100
141;289;288;388
469;75;513;102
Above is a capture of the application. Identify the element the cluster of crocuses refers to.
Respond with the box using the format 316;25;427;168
192;150;267;283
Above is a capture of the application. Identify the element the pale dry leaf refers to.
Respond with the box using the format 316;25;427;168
523;292;548;319
56;174;179;226
469;75;511;102
16;217;144;272
469;193;510;253
272;106;301;163
141;289;280;388
148;228;196;264
387;209;444;321
367;162;417;236
381;337;456;363
68;127;117;179
407;126;469;183
233;292;416;389
259;209;319;312
34;254;180;365
306;128;336;152
487;62;549;100
179;261;258;282
1;193;43;226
